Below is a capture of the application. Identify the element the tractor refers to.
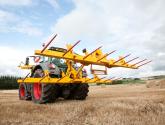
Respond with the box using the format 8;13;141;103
18;34;151;104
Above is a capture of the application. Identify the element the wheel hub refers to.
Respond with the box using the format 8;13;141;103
33;83;42;100
20;85;25;98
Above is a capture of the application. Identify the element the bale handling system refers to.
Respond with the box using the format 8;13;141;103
17;34;151;104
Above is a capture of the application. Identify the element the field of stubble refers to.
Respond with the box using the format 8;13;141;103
0;81;165;125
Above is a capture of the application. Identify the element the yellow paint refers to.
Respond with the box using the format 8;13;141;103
18;43;138;84
18;65;33;69
35;49;137;69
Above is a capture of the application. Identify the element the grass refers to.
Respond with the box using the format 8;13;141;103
121;79;146;84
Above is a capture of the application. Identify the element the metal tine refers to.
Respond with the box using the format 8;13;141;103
113;54;131;64
85;77;94;82
102;77;115;82
137;60;152;68
41;34;57;53
39;74;49;82
109;76;115;80
23;72;30;82
97;50;116;62
57;75;67;82
95;76;107;82
63;40;81;56
100;76;107;80
131;59;147;67
104;78;112;82
113;77;122;81
124;57;139;64
83;46;102;59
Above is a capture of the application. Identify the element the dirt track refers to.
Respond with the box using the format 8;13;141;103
0;83;165;125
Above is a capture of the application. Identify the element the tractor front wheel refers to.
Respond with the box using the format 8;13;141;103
19;83;31;100
31;69;60;104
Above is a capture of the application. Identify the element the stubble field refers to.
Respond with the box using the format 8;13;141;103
0;80;165;125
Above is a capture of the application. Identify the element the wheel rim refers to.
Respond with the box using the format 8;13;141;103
20;84;25;98
33;83;42;100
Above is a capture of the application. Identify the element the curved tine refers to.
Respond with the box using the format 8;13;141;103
137;60;152;68
23;73;31;82
85;77;93;82
113;54;131;64
101;76;107;79
83;46;102;59
124;57;139;64
63;40;81;56
95;76;106;82
57;75;67;82
131;59;147;66
97;50;116;62
109;77;115;80
113;77;122;81
41;34;57;53
104;79;112;82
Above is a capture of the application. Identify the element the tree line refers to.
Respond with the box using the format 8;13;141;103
0;76;21;90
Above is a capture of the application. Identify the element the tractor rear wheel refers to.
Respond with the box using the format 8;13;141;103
19;83;31;100
31;69;60;104
69;84;89;100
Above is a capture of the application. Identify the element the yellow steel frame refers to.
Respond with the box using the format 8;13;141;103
17;76;113;84
35;49;137;69
18;65;33;69
17;68;113;84
18;34;151;84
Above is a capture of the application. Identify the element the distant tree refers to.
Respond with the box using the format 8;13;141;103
111;80;123;85
134;78;140;80
0;75;21;90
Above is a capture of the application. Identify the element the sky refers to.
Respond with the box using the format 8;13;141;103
0;0;165;78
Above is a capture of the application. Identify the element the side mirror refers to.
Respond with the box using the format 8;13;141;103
25;57;29;65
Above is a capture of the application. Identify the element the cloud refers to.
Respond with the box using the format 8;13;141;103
12;21;43;36
46;0;60;9
0;0;32;6
0;46;32;76
0;10;43;36
51;0;165;77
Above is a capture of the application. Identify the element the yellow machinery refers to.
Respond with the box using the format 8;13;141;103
18;34;151;104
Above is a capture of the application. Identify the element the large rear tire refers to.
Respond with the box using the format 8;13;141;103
69;84;89;100
31;69;60;104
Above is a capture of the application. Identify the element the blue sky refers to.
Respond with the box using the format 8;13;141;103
0;0;74;48
0;0;165;78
